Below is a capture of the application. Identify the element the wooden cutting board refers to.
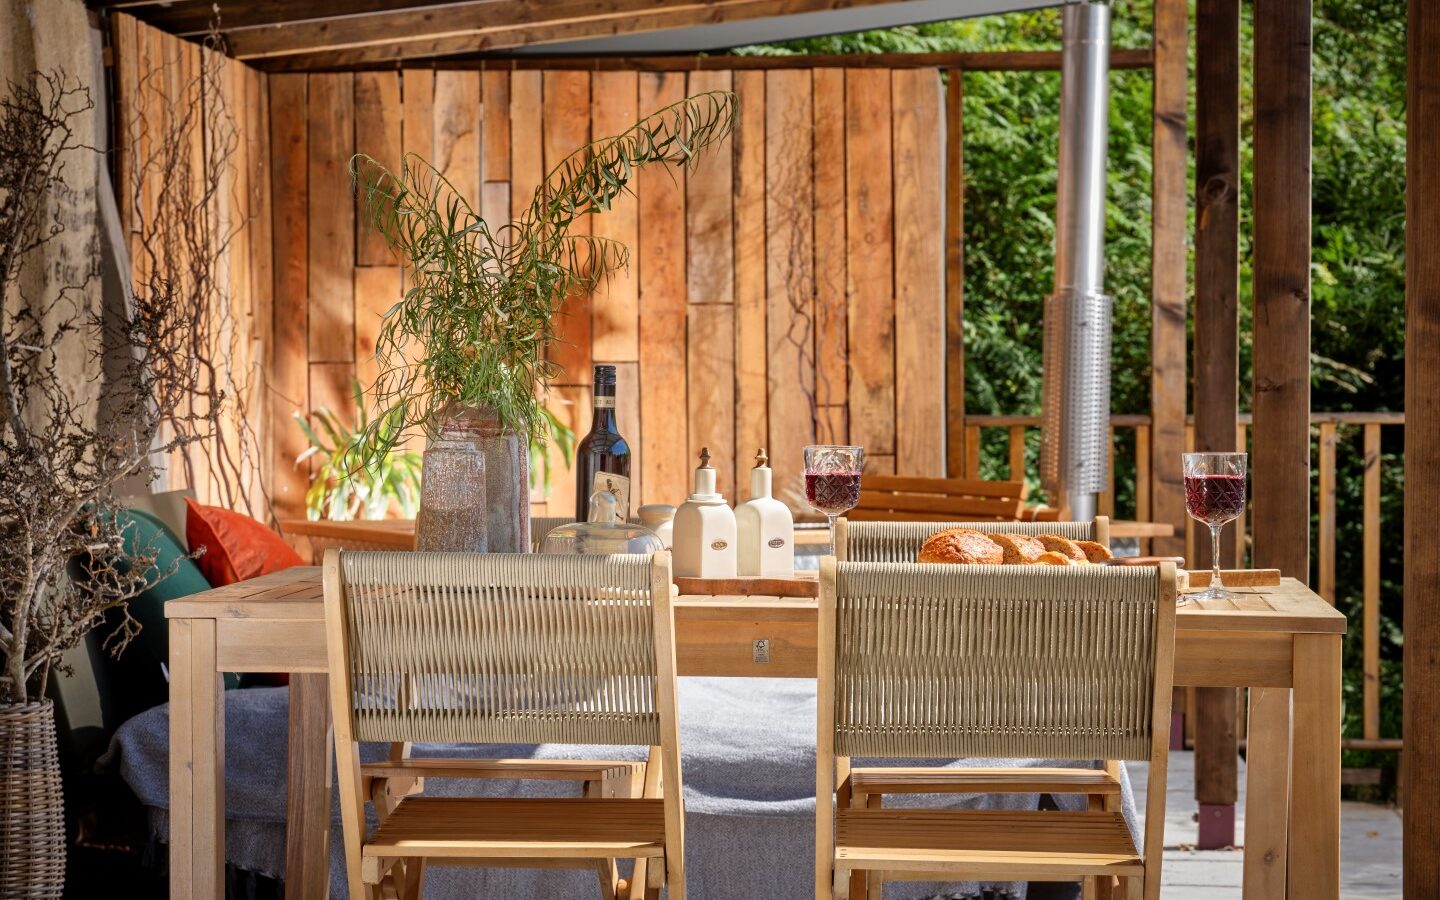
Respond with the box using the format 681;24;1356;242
1179;568;1283;590
674;573;819;598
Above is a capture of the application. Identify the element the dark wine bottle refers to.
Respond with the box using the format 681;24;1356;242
574;364;632;522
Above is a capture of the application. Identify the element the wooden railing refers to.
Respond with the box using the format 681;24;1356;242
962;410;1404;753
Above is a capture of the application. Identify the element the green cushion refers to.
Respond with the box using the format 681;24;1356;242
110;509;241;709
117;508;212;665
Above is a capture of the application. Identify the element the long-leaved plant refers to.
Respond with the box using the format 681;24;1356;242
350;90;736;459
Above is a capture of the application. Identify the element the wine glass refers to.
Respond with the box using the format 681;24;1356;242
1182;452;1249;601
804;445;865;557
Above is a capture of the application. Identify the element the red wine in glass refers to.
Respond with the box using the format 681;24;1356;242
805;472;862;515
803;445;865;557
1184;473;1247;525
1181;452;1248;601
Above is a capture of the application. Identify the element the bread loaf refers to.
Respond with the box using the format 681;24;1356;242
917;529;1004;564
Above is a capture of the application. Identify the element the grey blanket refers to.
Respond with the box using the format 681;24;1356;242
106;681;1137;899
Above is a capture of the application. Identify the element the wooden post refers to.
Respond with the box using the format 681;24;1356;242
1148;0;1188;559
1250;0;1312;584
944;69;966;478
1405;0;1440;893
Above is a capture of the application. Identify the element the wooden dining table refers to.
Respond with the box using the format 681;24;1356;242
164;566;1341;900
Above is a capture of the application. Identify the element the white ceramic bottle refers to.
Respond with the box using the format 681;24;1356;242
672;448;737;578
735;449;794;577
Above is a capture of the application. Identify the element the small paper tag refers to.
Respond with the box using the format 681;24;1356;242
752;639;771;664
591;472;631;522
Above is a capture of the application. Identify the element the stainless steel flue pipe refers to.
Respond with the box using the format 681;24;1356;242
1040;1;1113;521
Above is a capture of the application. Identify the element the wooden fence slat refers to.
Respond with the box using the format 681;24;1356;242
686;70;736;310
353;72;401;265
637;72;689;507
306;73;355;365
733;69;770;494
1318;422;1337;603
945;68;966;479
812;68;848;423
1135;424;1152;522
508;70;542;222
612;360;642;506
688;303;737;501
433;70;481;206
844;67;895;459
401;67;434;164
354;266;402;395
542;384;589;519
893;68;945;477
590;70;640;362
765;69;817;508
1009;425;1026;484
543;70;593;385
1363;423;1382;740
964;425;981;479
482;69;511;182
270;74;310;517
1098;426;1116;518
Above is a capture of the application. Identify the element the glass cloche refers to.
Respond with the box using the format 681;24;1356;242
539;491;664;556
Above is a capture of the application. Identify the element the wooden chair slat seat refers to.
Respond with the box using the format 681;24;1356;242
361;759;642;782
847;767;1122;796
365;798;668;859
835;808;1140;875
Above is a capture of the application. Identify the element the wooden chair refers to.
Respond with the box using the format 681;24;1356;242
848;476;1027;523
323;549;686;900
834;516;1110;563
816;559;1176;900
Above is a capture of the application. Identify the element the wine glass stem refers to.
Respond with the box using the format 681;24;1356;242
826;513;839;558
1210;523;1225;593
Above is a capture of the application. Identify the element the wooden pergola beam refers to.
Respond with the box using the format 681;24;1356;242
222;0;911;64
257;47;1155;74
1405;0;1440;893
87;0;440;35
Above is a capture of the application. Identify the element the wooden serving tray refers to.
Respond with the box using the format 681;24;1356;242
1179;568;1282;590
674;573;819;598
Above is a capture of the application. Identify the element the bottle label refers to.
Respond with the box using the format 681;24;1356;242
590;472;630;522
768;537;786;549
593;396;616;409
710;539;729;551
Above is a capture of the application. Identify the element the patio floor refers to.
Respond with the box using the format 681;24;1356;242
1129;751;1402;898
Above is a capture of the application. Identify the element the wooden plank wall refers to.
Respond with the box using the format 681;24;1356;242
112;15;273;518
262;65;946;517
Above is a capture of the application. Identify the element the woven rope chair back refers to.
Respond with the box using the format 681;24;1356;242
335;551;661;747
838;518;1103;563
530;516;572;551
826;561;1165;762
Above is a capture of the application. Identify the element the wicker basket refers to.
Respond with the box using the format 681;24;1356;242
0;701;65;899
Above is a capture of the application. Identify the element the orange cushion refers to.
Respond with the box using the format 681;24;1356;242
185;498;304;587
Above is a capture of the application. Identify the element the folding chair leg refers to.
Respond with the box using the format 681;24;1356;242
400;858;425;900
833;867;852;900
1083;876;1100;900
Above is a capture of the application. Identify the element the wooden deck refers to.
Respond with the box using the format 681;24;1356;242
1129;751;1401;898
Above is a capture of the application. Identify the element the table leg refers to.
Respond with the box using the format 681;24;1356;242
169;618;225;900
1287;634;1341;899
1243;686;1290;899
286;673;334;900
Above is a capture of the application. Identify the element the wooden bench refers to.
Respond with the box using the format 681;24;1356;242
849;476;1027;522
